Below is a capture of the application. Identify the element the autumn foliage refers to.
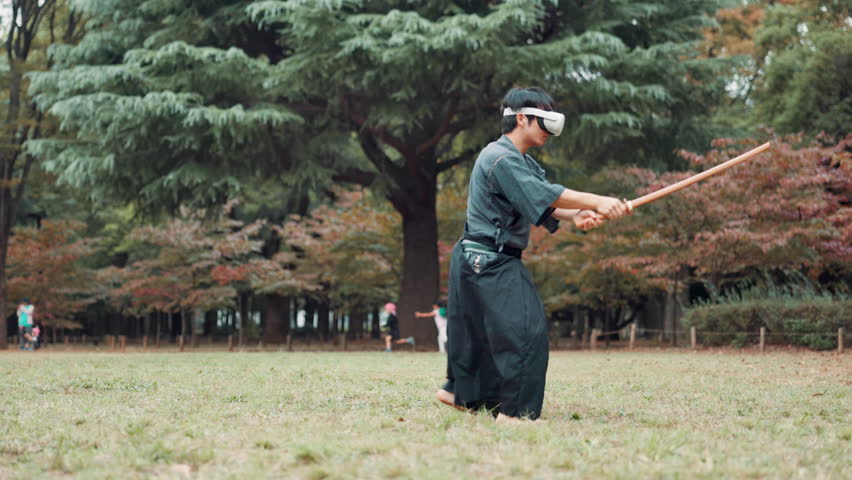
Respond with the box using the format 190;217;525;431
6;220;97;327
524;134;850;324
275;188;401;312
100;207;265;319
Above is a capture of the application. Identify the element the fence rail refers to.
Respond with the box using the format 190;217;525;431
7;326;848;353
587;325;846;353
6;331;368;353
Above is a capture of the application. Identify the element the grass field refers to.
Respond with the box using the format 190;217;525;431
1;350;849;479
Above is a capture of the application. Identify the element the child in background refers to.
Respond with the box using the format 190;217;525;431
383;303;415;352
30;325;41;350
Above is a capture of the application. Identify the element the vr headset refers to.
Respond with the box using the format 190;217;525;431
502;107;565;136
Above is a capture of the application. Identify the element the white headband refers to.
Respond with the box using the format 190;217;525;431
502;107;565;136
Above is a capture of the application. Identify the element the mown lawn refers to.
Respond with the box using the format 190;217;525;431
1;350;849;479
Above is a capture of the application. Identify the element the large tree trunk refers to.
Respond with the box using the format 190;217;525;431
170;311;177;339
317;302;330;342
397;208;439;345
204;311;216;336
111;313;122;336
302;297;315;338
0;242;7;350
0;120;17;351
664;284;679;345
263;294;290;344
239;291;250;343
357;132;442;346
348;311;365;340
370;307;381;339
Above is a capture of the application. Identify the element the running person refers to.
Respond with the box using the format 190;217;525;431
436;87;629;422
383;302;415;352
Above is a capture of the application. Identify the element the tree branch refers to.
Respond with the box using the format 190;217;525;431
284;102;327;114
357;131;405;181
436;145;482;174
415;99;457;156
340;93;410;157
13;110;41;210
331;168;376;187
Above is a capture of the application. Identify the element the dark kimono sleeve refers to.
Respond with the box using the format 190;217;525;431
490;155;565;231
537;207;561;233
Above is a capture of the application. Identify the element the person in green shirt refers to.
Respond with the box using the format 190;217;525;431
17;298;35;351
415;302;447;353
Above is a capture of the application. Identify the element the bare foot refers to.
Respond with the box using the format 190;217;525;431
495;413;546;425
495;413;525;425
435;389;468;412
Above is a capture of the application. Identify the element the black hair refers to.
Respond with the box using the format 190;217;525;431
500;86;555;134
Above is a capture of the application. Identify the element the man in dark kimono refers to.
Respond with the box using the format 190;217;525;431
436;87;630;423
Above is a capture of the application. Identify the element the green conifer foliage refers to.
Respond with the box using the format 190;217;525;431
28;1;301;211
751;1;851;138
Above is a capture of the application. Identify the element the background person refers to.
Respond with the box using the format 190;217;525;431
415;302;447;353
383;302;414;352
17;298;35;351
33;321;44;349
30;324;41;350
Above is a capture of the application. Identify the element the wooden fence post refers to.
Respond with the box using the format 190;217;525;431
119;335;127;353
690;327;696;350
142;336;148;351
590;329;599;350
286;334;293;352
228;334;234;352
64;335;69;346
179;335;185;352
258;340;264;351
629;323;636;351
839;328;845;354
759;327;766;353
341;333;348;351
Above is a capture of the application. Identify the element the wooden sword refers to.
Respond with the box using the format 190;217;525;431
625;142;772;212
